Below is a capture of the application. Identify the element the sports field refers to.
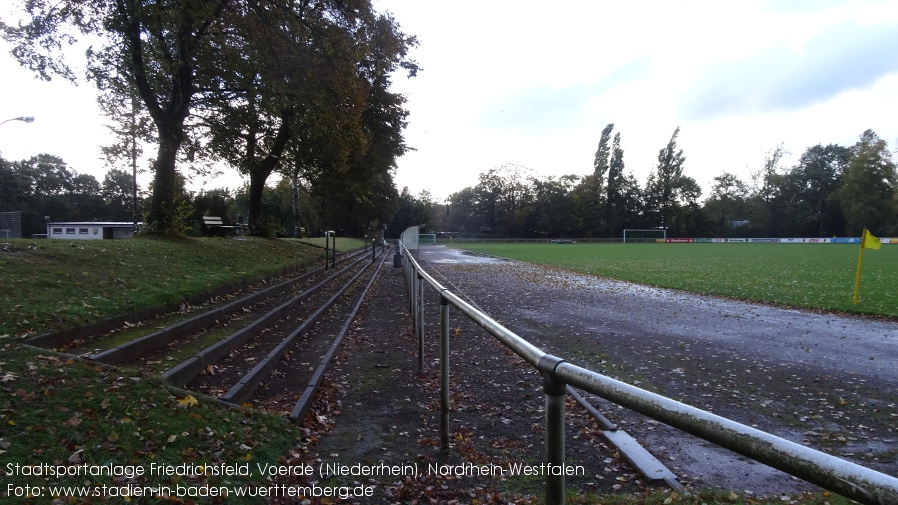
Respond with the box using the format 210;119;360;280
447;242;898;318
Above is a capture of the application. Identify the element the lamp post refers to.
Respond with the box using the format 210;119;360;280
0;116;35;126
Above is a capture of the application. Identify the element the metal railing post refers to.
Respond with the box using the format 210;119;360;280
324;232;330;271
416;271;425;371
407;260;414;316
440;294;450;452
540;355;567;505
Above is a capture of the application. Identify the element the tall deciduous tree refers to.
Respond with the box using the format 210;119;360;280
779;144;850;236
584;123;613;234
387;187;433;237
748;144;786;236
593;123;614;185
836;130;897;235
445;187;479;235
532;174;578;237
645;126;686;230
4;0;229;234
313;12;417;236
704;172;749;235
605;131;627;235
102;168;139;222
197;0;365;235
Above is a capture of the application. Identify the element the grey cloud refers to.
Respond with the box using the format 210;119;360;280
481;55;652;134
681;21;898;120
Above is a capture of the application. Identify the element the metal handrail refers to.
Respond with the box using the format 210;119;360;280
397;241;898;505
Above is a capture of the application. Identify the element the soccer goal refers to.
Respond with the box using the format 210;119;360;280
419;233;436;245
622;228;666;243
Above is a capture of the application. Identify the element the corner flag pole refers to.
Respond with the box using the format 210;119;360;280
853;229;881;304
853;242;865;304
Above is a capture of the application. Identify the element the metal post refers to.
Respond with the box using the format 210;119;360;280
440;294;450;451
372;239;376;263
416;271;425;369
418;275;427;373
409;266;416;320
324;232;330;271
406;256;413;314
405;251;411;313
540;355;567;505
413;271;418;326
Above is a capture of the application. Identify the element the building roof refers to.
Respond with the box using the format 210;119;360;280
47;222;138;226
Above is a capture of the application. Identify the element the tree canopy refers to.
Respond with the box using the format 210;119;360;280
3;0;417;235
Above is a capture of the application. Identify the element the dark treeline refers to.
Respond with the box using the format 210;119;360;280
6;126;895;240
391;127;898;240
0;152;379;238
0;154;135;237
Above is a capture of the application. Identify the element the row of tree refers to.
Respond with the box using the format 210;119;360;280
3;0;417;236
1;154;136;236
0;152;381;238
391;128;898;239
5;127;894;240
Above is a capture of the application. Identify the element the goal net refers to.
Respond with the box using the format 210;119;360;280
0;211;22;239
622;228;666;243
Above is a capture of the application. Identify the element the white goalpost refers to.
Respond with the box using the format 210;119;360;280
623;228;667;243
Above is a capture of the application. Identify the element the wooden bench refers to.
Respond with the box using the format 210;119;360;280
202;216;228;237
202;216;249;236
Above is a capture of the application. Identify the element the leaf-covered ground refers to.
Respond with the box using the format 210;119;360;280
0;347;303;504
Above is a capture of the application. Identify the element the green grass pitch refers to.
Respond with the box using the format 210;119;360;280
447;242;898;318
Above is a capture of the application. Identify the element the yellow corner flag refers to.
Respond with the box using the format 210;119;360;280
854;229;881;303
862;229;881;250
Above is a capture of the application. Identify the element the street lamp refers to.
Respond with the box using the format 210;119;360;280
0;116;35;126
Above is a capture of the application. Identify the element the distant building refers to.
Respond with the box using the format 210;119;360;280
45;222;137;240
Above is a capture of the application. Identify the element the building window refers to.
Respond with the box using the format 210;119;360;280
66;228;75;234
79;228;88;234
52;228;62;234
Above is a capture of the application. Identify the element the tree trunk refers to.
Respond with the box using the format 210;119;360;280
291;168;302;238
146;130;182;233
247;168;272;235
246;114;291;236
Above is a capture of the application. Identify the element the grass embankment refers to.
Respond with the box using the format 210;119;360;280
0;236;364;504
450;242;898;318
1;236;363;338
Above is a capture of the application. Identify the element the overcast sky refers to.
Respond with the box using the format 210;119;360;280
376;0;898;202
2;1;897;202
